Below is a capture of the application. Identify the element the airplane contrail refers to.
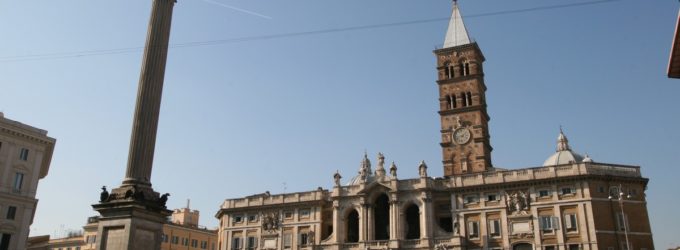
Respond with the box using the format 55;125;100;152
201;0;272;20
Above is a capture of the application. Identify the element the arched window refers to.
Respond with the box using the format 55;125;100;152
464;62;470;76
405;205;421;239
446;96;452;110
443;63;454;79
451;95;457;109
346;210;359;243
373;194;390;240
466;92;473;106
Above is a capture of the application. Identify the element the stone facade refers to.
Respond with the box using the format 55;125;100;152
216;157;652;250
0;112;56;250
215;2;654;250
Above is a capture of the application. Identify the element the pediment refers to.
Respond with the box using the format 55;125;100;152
357;181;392;195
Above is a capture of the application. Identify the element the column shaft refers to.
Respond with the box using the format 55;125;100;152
124;0;176;186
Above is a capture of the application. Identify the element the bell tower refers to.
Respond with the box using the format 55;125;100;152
434;1;492;177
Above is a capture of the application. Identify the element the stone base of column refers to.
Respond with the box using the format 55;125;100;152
92;186;171;250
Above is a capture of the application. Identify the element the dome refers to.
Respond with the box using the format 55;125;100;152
346;153;374;186
542;129;585;166
542;150;584;166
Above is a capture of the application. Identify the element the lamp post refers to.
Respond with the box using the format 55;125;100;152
608;184;631;250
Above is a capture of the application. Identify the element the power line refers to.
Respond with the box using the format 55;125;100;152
0;0;618;63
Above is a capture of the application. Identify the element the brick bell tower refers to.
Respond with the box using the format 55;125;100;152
434;1;492;177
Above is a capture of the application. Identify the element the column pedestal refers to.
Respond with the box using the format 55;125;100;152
93;200;171;250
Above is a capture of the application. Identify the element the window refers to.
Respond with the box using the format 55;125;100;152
13;173;24;191
283;234;292;249
6;206;16;220
299;233;309;246
538;189;551;198
299;209;311;218
460;93;468;107
233;215;243;223
161;234;168;243
598;186;605;193
539;216;559;231
561;187;575;195
564;214;578;231
248;214;258;222
459;62;470;76
201;241;208;249
1;234;11;250
183;237;189;246
545;246;556;250
444;63;454;79
19;148;29;161
283;211;293;219
467;221;479;238
488;219;501;237
191;239;198;247
616;213;627;231
246;237;257;249
232;237;241;250
568;244;580;250
464;195;479;204
171;236;179;244
486;194;499;202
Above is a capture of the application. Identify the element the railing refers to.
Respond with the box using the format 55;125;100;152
402;239;421;248
397;179;422;190
221;190;327;209
448;163;642;188
432;238;451;245
365;240;389;247
340;243;359;250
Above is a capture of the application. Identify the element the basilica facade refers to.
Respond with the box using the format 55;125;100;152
215;3;654;250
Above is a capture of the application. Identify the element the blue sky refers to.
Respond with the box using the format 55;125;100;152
1;0;679;248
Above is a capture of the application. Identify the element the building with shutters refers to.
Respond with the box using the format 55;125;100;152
0;112;56;250
215;2;654;250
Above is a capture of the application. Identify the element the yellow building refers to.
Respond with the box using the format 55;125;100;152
27;207;217;250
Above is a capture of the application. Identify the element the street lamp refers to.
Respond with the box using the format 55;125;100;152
608;184;631;250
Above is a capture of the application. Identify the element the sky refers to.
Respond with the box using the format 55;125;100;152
0;0;679;248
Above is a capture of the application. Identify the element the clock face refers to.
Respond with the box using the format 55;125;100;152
453;128;471;145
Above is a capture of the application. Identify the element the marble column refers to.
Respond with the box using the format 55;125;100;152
92;1;176;249
124;0;176;188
